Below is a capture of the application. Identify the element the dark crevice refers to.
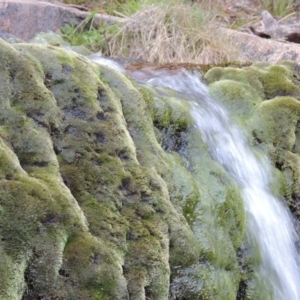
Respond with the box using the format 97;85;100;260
63;106;87;121
97;88;108;102
121;177;132;190
236;245;252;300
140;191;152;204
252;130;263;145
275;161;283;171
44;73;52;88
26;111;49;129
58;268;69;278
236;279;247;300
126;227;138;240
118;149;129;160
95;132;106;143
22;251;42;300
9;70;15;84
53;145;61;155
21;161;49;169
144;286;152;300
155;124;188;153
5;173;13;180
288;195;300;219
41;212;59;227
96;111;106;121
62;174;71;188
62;63;73;75
91;253;100;265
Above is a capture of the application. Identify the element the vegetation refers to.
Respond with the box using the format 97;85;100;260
61;0;239;64
258;0;296;17
60;0;298;64
61;12;106;52
110;3;240;64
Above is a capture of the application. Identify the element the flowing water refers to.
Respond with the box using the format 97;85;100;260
145;70;300;300
91;57;300;299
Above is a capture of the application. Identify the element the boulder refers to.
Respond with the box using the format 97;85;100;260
0;38;245;300
0;0;125;41
224;28;300;63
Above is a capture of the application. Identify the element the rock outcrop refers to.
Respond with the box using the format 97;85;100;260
1;37;300;300
225;28;300;63
0;38;245;300
0;0;124;41
206;61;300;217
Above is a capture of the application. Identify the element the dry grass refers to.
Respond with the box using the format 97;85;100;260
258;0;296;16
107;3;241;64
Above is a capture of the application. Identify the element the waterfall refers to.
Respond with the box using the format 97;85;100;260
90;55;300;299
145;70;300;300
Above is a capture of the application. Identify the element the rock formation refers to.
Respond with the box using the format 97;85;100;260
0;38;245;300
0;37;300;299
206;61;300;220
0;0;125;41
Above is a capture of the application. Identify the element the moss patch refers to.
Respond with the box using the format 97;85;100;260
0;38;261;300
205;60;300;299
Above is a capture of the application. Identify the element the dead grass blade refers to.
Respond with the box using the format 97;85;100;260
107;4;241;64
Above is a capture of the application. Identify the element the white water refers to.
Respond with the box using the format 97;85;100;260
90;56;300;299
145;70;300;300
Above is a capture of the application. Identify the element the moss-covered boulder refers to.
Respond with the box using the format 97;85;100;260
0;38;247;300
3;36;299;300
205;61;300;212
205;61;300;299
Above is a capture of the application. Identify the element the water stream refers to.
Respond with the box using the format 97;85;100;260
91;56;300;299
145;70;300;300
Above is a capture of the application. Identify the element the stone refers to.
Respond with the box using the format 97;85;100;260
0;39;245;300
224;28;300;63
0;0;125;41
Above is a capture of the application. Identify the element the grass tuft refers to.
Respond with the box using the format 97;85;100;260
61;11;107;52
259;0;296;16
107;3;239;64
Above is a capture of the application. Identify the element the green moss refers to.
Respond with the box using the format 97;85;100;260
252;64;300;100
248;96;300;150
0;38;268;299
203;60;300;298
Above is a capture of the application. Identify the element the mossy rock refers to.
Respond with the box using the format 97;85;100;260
2;35;299;300
205;61;300;211
205;61;300;298
6;36;300;300
0;38;246;300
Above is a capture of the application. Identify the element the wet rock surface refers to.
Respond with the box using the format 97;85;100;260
0;1;300;299
0;39;246;300
1;20;300;298
206;61;300;220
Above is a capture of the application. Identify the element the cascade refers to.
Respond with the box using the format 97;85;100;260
145;70;300;300
90;55;300;299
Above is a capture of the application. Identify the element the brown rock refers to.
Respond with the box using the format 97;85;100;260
0;0;125;41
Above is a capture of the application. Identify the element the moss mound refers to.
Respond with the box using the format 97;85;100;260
2;37;299;300
0;39;246;300
205;61;300;299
